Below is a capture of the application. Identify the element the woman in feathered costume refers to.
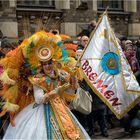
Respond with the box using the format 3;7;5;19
0;31;90;139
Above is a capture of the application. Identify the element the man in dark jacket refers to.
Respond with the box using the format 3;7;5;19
78;79;108;137
77;20;97;37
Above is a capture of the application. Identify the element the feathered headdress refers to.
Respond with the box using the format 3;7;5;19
0;31;68;119
62;43;77;58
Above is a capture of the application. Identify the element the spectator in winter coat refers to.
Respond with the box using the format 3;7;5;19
77;20;97;37
124;44;139;75
121;104;140;135
78;79;109;137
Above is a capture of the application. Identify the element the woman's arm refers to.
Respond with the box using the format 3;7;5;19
33;85;59;104
33;85;45;104
33;83;70;104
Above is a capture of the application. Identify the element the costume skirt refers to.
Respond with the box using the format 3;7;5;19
3;103;90;139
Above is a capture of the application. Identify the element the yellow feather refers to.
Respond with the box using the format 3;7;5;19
0;69;15;85
8;84;18;103
3;101;19;112
7;68;19;80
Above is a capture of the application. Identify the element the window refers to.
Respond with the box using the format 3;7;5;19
17;0;36;5
76;0;88;10
17;0;55;8
39;0;55;7
24;0;36;5
0;0;2;8
97;0;123;11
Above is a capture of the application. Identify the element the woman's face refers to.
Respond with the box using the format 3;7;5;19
76;50;83;59
81;36;89;47
43;60;53;75
125;46;134;55
42;60;58;78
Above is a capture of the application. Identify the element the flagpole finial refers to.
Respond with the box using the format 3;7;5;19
104;6;109;14
106;6;109;12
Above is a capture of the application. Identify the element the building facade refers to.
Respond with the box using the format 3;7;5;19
0;0;140;40
0;0;18;40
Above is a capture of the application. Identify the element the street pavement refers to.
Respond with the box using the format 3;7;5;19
91;127;140;139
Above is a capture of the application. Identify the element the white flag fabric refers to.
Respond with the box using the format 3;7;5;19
80;12;140;119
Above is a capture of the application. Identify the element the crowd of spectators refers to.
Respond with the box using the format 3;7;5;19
73;20;140;138
0;21;140;138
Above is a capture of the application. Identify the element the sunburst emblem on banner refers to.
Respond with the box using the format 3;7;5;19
101;52;120;75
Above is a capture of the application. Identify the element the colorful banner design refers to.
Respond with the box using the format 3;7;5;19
80;12;140;119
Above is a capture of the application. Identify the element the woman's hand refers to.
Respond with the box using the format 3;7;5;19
57;83;70;93
43;89;58;103
43;83;70;103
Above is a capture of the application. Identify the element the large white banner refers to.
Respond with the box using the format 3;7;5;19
80;12;140;119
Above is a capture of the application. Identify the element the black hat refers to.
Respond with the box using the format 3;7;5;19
120;36;127;41
1;37;12;48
